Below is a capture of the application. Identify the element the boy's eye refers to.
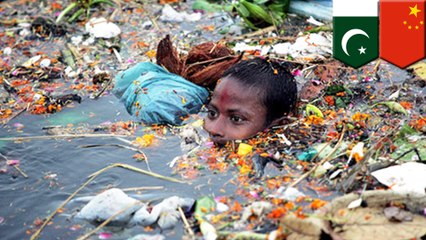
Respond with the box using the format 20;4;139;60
230;115;244;123
207;109;218;119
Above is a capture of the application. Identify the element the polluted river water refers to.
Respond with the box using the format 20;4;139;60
1;1;426;240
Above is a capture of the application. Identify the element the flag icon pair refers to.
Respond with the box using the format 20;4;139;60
333;0;425;69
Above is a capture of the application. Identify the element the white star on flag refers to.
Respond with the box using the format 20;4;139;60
358;46;367;54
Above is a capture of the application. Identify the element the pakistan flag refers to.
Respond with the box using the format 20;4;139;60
333;0;379;68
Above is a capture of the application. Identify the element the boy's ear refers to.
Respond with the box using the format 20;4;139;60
267;116;292;128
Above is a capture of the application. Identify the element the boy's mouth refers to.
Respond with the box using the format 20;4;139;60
209;136;228;145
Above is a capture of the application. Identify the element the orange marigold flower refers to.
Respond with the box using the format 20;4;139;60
310;199;327;210
231;200;242;212
351;112;370;122
268;207;287;218
399;101;412;110
324;95;335;106
304;115;324;125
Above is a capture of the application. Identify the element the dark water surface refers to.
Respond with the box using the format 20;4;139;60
0;94;239;240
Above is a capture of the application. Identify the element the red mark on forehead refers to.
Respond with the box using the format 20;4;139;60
219;87;230;105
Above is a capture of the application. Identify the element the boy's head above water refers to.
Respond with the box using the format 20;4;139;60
204;58;298;144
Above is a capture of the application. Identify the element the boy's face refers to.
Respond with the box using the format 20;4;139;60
204;76;267;144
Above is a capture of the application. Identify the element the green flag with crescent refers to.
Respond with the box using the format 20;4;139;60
333;0;379;68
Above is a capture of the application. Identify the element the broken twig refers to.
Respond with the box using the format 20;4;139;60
0;134;130;141
30;162;186;240
289;126;346;188
80;144;151;171
77;202;140;240
179;207;195;238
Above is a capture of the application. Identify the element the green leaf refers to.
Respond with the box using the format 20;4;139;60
241;16;258;29
335;97;347;109
306;104;324;118
192;0;223;12
398;124;417;138
391;137;426;161
56;2;78;23
194;196;216;221
373;101;408;115
236;3;250;17
90;0;116;7
253;0;269;5
68;8;84;22
240;0;273;23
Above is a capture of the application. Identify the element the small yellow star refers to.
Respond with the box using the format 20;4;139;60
421;21;424;25
415;25;419;29
409;4;421;17
403;21;407;25
408;25;412;29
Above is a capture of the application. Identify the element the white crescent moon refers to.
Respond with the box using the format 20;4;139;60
341;29;370;56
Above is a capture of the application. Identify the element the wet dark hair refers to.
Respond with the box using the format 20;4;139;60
222;58;297;126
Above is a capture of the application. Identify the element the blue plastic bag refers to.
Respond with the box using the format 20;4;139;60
113;62;209;125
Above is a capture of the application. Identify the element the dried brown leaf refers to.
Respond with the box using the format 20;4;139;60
156;35;183;75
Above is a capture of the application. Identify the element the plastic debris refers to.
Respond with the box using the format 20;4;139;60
160;4;202;22
131;196;194;229
85;17;121;39
237;143;253;156
371;162;426;194
3;47;12;55
39;58;51;68
128;234;165;240
272;33;332;60
76;188;142;225
113;62;209;125
98;232;113;239
274;187;305;201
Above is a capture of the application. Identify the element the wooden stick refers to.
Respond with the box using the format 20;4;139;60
30;162;186;240
0;152;28;178
30;168;101;240
218;231;266;239
178;207;195;238
80;143;151;172
373;59;381;73
77;202;140;240
13;165;28;178
2;107;26;126
92;76;113;99
88;163;186;184
223;26;276;41
112;47;123;63
67;43;83;65
0;134;130;141
184;55;235;71
289;126;346;188
121;186;164;192
0;18;31;25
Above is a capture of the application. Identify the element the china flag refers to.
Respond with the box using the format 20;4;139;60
380;0;425;68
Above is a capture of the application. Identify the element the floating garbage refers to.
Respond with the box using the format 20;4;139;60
3;47;12;55
272;33;332;60
371;162;426;194
160;4;202;22
75;188;142;225
130;196;194;229
281;190;426;240
128;234;165;240
232;33;332;61
273;187;306;201
85;17;121;39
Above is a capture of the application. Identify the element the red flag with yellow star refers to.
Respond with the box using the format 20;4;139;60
380;0;425;68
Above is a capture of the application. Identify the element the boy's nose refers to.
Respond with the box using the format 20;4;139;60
204;119;225;138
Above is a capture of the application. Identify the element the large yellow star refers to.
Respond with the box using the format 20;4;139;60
409;4;421;17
